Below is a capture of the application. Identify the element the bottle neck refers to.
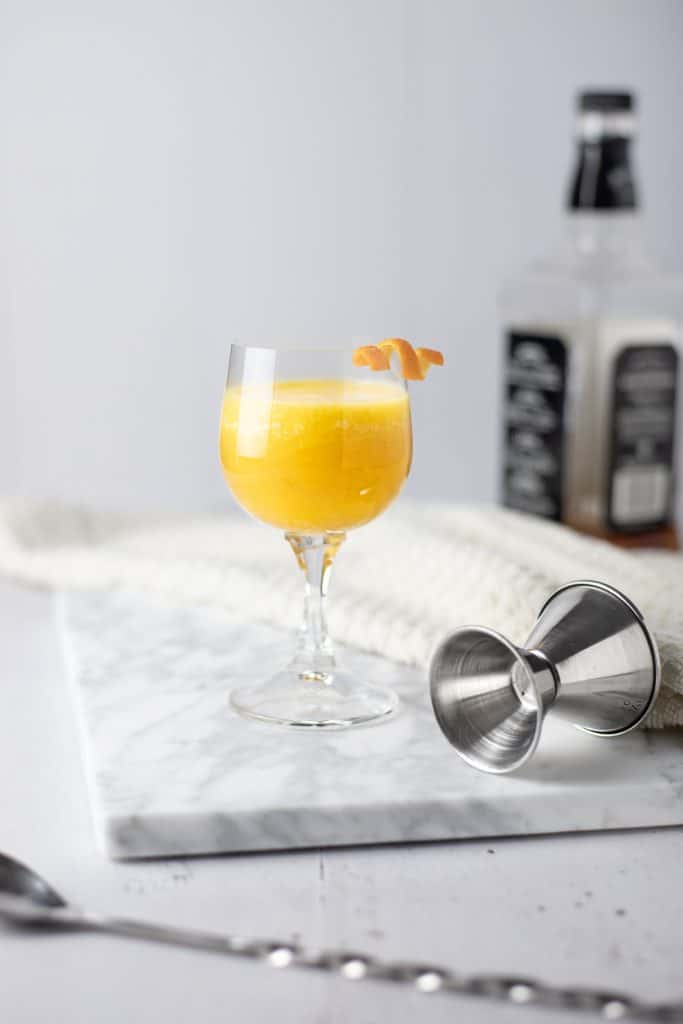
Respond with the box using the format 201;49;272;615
568;136;637;212
566;210;643;257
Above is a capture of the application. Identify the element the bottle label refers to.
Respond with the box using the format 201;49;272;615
502;331;568;520
607;343;678;531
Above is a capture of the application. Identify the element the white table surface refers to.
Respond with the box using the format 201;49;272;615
1;581;682;1024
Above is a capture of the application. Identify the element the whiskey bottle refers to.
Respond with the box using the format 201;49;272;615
501;91;680;549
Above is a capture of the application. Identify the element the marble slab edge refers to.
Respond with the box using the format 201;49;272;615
103;787;683;860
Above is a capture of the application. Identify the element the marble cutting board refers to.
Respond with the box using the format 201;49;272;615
60;590;683;860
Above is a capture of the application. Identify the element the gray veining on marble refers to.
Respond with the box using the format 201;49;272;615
59;590;683;860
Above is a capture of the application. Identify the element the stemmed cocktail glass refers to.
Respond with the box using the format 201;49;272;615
219;342;421;728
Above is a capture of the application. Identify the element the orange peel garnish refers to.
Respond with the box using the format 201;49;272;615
378;338;424;380
352;345;391;372
352;339;444;380
416;347;444;377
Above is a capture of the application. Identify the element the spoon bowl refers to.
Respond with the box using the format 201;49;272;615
0;853;71;924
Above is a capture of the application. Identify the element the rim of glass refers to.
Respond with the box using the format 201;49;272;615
227;339;384;353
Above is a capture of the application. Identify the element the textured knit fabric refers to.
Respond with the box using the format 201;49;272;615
0;498;681;727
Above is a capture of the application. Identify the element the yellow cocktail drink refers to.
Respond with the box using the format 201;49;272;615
220;378;411;533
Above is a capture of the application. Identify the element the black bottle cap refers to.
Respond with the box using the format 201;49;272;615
578;91;634;114
569;91;638;210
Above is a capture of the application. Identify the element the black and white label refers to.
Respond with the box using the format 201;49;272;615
502;331;567;521
607;344;678;531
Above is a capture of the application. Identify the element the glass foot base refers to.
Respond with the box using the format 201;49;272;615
230;667;398;729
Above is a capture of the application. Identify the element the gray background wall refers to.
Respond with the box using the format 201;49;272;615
2;0;682;516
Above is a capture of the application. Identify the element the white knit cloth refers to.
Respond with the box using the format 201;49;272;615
1;497;682;728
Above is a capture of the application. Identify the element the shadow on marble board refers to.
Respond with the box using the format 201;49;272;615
517;727;683;786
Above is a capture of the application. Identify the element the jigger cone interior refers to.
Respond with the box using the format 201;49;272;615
429;627;557;774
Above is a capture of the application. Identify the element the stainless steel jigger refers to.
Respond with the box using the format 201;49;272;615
429;580;661;774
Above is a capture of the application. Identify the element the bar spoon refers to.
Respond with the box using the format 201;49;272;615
1;850;679;1019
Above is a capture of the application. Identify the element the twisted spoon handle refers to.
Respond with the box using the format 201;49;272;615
75;911;681;1021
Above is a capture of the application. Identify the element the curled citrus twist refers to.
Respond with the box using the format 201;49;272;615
352;345;391;372
353;338;444;381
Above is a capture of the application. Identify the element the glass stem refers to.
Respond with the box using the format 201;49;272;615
286;532;346;679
